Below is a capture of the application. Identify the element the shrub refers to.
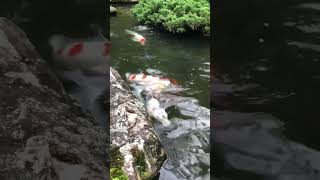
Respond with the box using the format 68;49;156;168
132;0;210;35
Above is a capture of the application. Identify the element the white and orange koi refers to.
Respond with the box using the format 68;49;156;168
125;30;146;45
126;73;179;94
125;73;178;86
49;35;111;70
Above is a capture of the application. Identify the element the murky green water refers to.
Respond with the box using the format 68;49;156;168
110;6;210;108
111;5;210;180
213;0;320;179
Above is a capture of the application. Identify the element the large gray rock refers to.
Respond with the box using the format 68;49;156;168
0;17;108;180
110;67;166;180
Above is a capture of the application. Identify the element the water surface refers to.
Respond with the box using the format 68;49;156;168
111;6;210;180
213;0;320;179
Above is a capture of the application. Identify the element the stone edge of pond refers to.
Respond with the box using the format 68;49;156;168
110;67;167;180
0;17;109;179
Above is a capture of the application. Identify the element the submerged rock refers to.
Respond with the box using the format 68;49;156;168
0;17;108;179
213;110;320;180
110;67;166;179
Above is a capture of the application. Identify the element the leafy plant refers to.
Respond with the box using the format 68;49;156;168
132;0;210;35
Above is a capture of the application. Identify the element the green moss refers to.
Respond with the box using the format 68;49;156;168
110;145;125;168
111;168;129;180
131;146;152;180
144;140;166;164
110;145;129;180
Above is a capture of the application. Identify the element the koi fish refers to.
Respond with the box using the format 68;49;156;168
125;30;145;45
49;35;111;71
125;73;177;86
126;73;181;95
146;96;170;126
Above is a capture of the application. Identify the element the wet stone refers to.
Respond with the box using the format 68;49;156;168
0;18;108;180
110;67;166;179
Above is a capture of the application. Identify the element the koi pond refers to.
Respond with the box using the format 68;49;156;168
110;5;210;180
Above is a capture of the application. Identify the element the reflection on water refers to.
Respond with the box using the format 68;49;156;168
111;6;210;180
213;0;320;179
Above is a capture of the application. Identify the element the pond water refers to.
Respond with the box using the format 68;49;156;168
110;5;210;180
213;0;320;179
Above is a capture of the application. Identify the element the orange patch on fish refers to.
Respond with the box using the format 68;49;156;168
142;74;147;79
129;74;136;80
169;79;178;85
68;42;84;57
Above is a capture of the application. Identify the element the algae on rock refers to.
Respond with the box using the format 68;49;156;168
110;67;166;180
111;145;129;180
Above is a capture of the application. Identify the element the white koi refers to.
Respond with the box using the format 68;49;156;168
125;30;146;45
146;96;170;126
49;34;111;72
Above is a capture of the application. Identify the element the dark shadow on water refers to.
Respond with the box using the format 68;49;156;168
213;0;320;179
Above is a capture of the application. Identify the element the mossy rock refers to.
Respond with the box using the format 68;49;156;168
111;168;129;180
131;146;152;180
110;145;129;180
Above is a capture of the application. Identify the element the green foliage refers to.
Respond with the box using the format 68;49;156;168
110;145;129;180
111;168;129;180
132;0;210;35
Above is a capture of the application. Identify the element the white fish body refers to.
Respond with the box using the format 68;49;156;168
125;30;145;45
146;97;170;126
49;35;111;71
126;73;172;93
125;72;181;94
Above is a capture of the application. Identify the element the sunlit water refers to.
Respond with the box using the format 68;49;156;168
110;6;210;180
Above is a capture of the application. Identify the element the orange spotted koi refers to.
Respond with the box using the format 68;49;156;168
49;35;111;69
56;41;111;59
126;73;178;86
